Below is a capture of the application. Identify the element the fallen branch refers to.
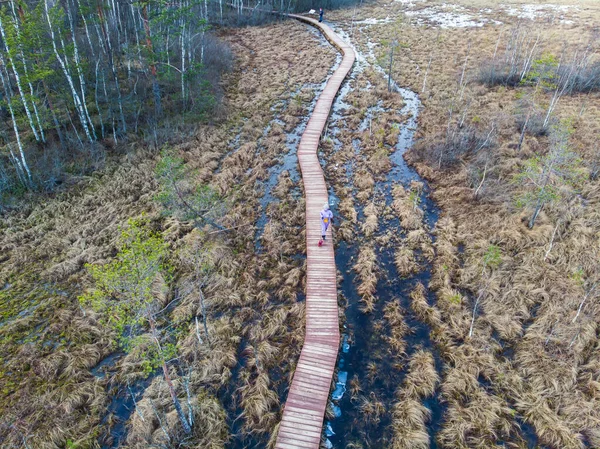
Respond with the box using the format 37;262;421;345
544;220;561;260
207;222;255;235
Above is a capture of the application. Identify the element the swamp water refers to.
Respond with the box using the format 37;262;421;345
321;23;444;448
321;21;544;449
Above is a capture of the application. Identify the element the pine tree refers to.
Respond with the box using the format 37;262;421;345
79;219;193;434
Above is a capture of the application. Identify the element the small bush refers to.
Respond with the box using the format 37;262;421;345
515;112;548;137
414;126;496;169
478;60;522;88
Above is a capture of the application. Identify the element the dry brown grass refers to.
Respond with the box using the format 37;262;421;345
361;202;379;237
395;244;419;277
0;18;335;448
392;184;424;231
383;300;410;357
322;0;600;446
391;350;439;449
357;392;386;425
353;245;379;313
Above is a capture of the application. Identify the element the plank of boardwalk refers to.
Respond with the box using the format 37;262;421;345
273;14;355;449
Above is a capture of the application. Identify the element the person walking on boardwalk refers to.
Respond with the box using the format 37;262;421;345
319;202;333;246
319;7;324;22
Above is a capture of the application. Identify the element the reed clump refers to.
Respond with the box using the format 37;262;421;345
353;246;379;313
391;350;439;449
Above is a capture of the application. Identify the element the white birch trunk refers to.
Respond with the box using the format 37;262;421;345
0;61;32;184
543;53;577;128
0;15;41;142
474;160;488;199
520;33;540;81
458;42;471;102
573;283;598;323
76;0;96;59
422;54;432;94
44;0;94;143
95;60;106;138
181;18;186;104
66;1;97;140
130;2;144;70
544;220;560;260
9;1;45;142
94;22;108;55
100;11;126;133
469;290;484;337
492;30;502;59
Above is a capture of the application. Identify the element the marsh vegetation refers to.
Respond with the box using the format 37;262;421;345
0;19;336;448
324;0;600;447
2;0;600;448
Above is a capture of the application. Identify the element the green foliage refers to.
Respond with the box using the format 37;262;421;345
514;156;561;206
292;94;303;106
522;52;559;90
570;267;585;287
409;190;420;207
130;334;178;375
154;147;224;226
79;218;171;345
65;439;80;449
513;121;585;225
448;293;462;305
483;245;502;271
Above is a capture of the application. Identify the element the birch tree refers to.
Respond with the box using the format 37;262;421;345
0;12;42;143
0;52;32;185
44;0;95;143
179;240;215;348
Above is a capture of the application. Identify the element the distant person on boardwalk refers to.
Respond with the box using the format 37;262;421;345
319;7;324;22
319;202;333;246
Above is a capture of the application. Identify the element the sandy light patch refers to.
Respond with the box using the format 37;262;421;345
354;16;395;25
394;0;427;4
500;3;578;22
404;4;502;28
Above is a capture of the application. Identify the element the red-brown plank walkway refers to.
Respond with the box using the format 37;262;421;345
274;15;356;449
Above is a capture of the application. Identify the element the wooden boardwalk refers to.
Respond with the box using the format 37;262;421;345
274;15;355;449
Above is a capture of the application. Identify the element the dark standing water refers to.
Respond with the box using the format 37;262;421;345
99;375;155;449
322;24;445;448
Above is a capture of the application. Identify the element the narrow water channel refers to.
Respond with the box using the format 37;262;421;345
322;22;445;448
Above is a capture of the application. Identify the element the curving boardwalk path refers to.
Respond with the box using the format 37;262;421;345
274;15;355;449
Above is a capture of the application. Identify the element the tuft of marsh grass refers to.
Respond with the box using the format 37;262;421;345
353;246;379;313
